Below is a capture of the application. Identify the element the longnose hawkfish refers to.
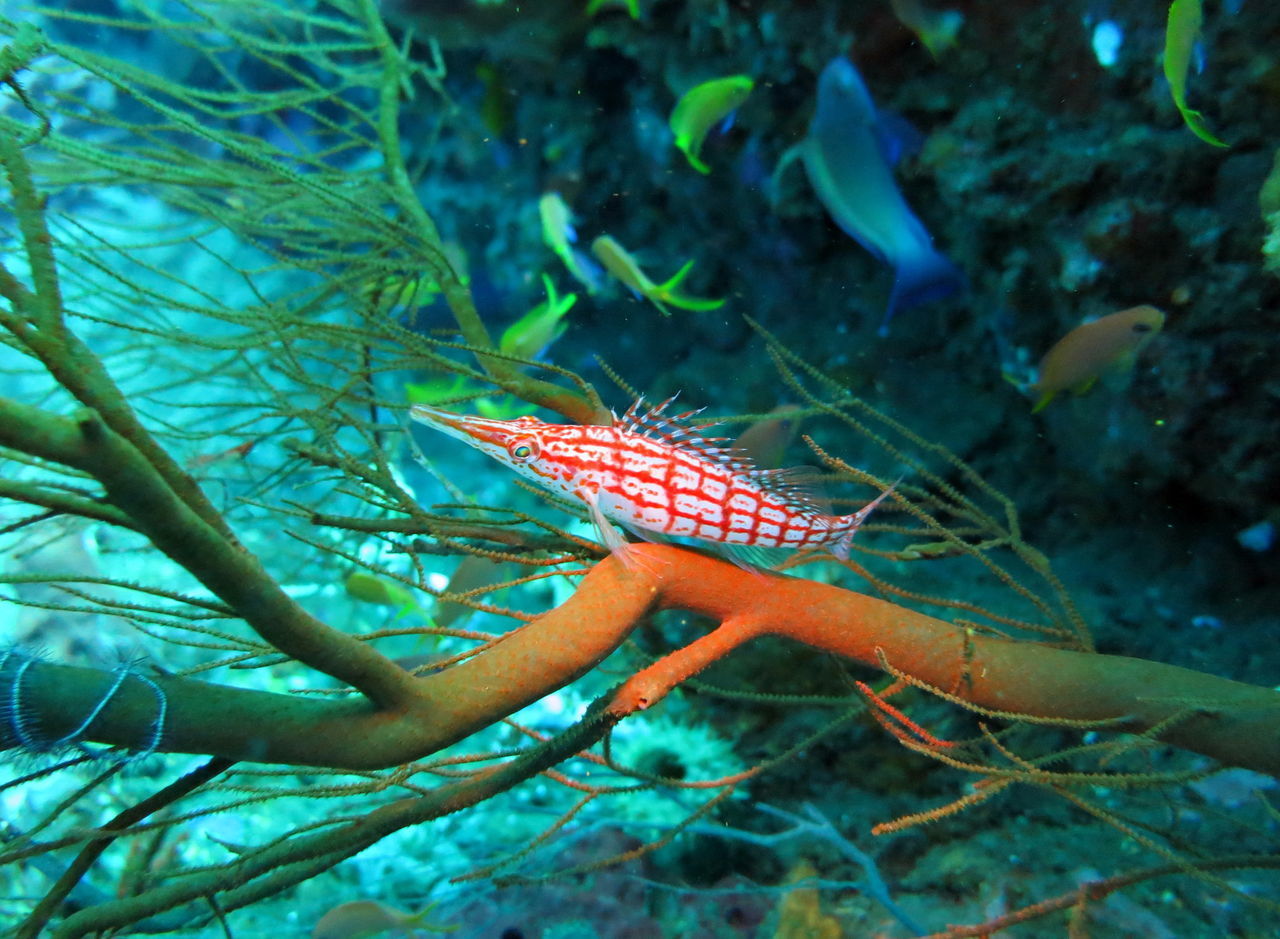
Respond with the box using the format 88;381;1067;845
410;396;893;568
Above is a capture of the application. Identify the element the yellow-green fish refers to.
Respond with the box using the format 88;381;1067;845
404;376;537;421
1259;148;1280;216
404;374;474;407
360;274;441;312
590;235;725;316
538;192;599;292
889;0;963;59
1031;305;1165;412
344;572;429;622
586;0;639;19
1164;0;1227;148
475;62;514;138
669;75;754;174
500;273;576;360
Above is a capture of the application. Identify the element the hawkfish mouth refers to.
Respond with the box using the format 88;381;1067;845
409;404;511;448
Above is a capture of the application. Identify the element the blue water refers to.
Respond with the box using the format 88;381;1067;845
0;1;1277;936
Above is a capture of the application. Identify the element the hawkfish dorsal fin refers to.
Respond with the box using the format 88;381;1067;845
750;465;832;516
617;394;712;440
618;396;834;514
617;394;741;464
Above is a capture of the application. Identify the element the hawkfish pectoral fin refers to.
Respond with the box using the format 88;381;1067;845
710;542;789;574
613;516;665;546
582;490;629;555
616;519;778;575
584;496;668;574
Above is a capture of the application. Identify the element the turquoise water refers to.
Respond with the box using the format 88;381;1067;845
0;1;1277;936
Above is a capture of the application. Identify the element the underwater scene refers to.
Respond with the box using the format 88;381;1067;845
0;0;1278;936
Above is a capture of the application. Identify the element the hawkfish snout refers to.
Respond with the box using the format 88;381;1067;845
409;404;476;439
409;404;542;452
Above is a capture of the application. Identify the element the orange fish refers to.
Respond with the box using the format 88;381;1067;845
312;899;452;938
1031;305;1165;412
732;404;802;469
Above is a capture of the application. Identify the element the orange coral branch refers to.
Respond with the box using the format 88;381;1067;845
855;679;958;750
11;543;1278;778
594;545;1279;776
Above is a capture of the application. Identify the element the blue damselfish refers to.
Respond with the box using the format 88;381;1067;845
802;57;963;334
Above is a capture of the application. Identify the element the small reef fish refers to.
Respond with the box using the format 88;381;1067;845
889;0;963;59
793;56;962;335
1164;0;1227;147
475;62;514;137
411;396;892;568
187;438;257;470
404;375;537;421
1030;305;1166;412
668;75;754;174
586;0;639;19
538;192;600;292
731;404;802;469
360;246;470;328
360;273;442;312
590;235;725;316
312;899;452;938
1263;149;1280;274
433;555;515;629
344;571;430;622
500;273;576;360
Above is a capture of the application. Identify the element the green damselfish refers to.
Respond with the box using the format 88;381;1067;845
669;75;753;174
500;273;576;360
590;235;725;316
1164;0;1228;148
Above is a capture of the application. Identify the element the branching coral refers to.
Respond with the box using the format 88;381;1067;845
0;3;1277;937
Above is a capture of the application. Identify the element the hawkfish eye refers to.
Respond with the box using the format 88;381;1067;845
508;438;539;462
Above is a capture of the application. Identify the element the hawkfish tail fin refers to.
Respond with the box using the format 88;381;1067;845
832;478;899;560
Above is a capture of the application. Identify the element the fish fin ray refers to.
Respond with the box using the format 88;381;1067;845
619;397;839;507
712;542;787;572
831;478;899;559
1072;376;1099;396
750;465;832;515
652;531;784;572
583;489;628;555
655;259;695;294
